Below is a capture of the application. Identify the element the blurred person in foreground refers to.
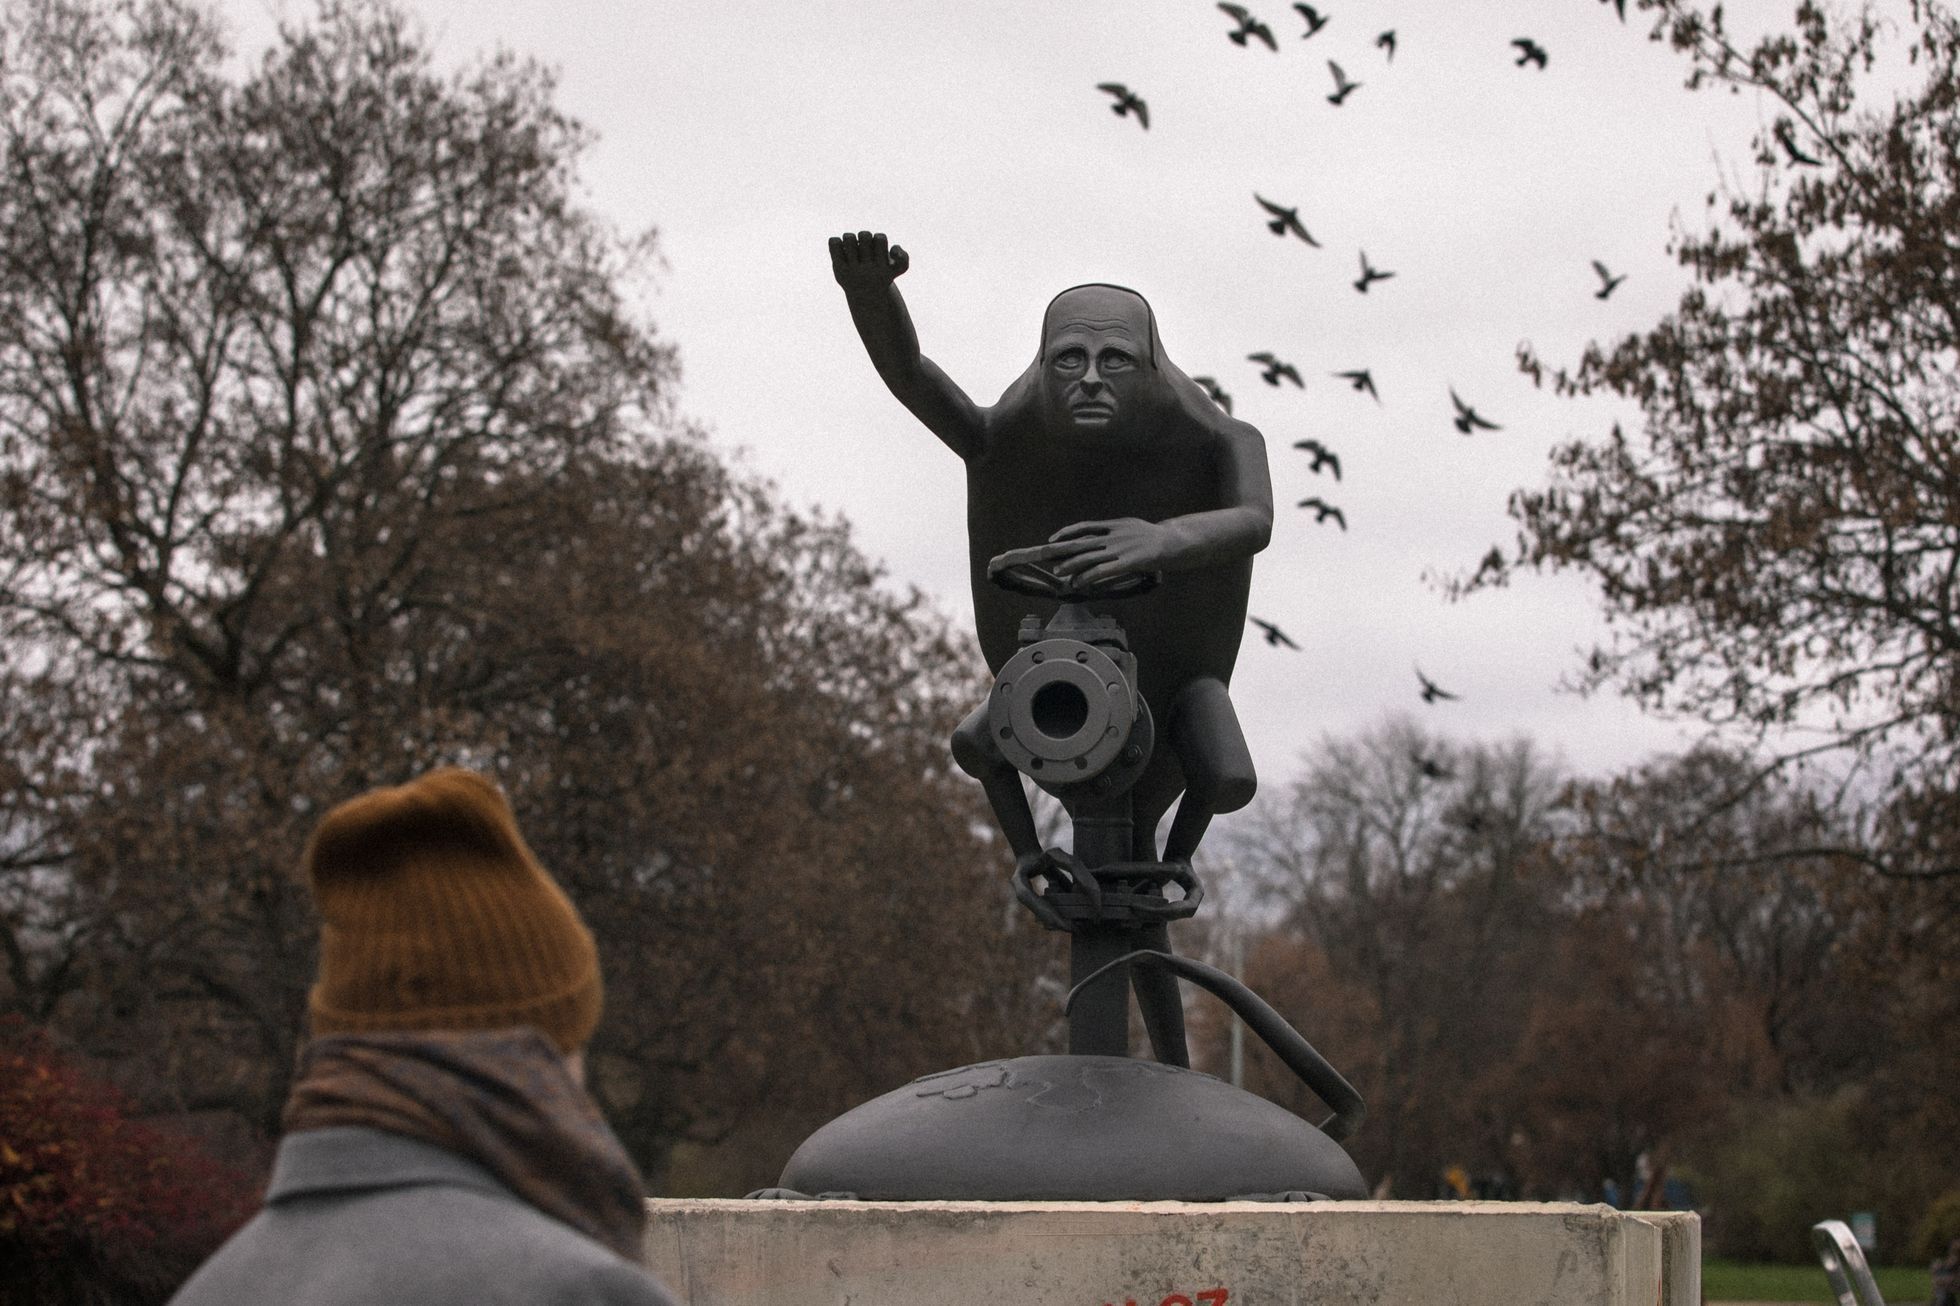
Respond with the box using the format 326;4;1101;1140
171;768;678;1305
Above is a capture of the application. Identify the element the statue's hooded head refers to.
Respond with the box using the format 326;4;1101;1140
998;284;1227;450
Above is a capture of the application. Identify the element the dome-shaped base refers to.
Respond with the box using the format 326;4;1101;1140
780;1055;1366;1202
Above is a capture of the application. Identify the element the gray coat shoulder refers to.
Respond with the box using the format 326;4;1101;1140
170;1128;677;1306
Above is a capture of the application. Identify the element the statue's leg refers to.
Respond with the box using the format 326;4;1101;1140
1163;675;1257;862
1132;678;1255;1068
951;700;1041;861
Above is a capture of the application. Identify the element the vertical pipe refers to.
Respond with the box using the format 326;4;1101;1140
1067;811;1133;1057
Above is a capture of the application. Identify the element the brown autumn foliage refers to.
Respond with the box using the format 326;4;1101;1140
1215;721;1953;1250
1409;0;1960;1244
0;0;1051;1201
1542;749;1954;1255
1477;0;1960;880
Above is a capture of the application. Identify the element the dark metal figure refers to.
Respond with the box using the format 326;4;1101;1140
829;230;1272;1065
778;232;1365;1201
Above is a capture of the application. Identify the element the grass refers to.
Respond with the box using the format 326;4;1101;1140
1702;1256;1934;1302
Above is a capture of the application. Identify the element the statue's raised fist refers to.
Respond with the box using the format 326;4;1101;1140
829;230;909;291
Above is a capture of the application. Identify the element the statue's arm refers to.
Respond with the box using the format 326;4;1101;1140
1042;423;1274;585
1163;421;1275;566
829;232;987;460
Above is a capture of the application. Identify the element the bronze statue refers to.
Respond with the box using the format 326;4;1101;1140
829;230;1275;1065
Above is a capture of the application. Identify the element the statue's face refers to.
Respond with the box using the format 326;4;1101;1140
1038;288;1153;438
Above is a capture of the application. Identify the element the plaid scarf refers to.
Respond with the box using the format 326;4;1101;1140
282;1028;646;1262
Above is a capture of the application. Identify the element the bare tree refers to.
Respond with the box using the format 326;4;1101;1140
1474;0;1960;877
0;0;1050;1186
1230;717;1566;1194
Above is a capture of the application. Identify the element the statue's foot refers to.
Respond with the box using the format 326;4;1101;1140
1016;855;1205;929
1012;846;1098;930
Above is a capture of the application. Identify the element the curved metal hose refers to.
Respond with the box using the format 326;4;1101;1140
1064;948;1366;1142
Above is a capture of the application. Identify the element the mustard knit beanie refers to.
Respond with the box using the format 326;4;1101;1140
303;768;602;1053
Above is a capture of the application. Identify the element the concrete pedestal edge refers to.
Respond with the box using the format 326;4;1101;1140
642;1197;1701;1305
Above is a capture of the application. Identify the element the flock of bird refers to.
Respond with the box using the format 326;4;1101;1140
1090;1;1647;708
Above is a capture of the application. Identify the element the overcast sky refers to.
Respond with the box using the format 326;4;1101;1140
219;0;1829;787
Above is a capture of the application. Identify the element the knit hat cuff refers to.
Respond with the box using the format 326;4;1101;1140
308;964;602;1055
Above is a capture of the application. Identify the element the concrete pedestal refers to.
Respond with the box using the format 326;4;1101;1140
642;1198;1700;1305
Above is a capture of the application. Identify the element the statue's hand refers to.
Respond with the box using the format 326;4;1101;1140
1044;518;1172;587
829;230;909;294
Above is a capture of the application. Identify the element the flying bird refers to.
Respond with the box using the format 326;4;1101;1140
1326;60;1361;105
1334;369;1378;403
1293;3;1329;38
1297;496;1347;529
1412;751;1455;781
1248;351;1303;387
1254;193;1320;246
1353;250;1395;293
1450;388;1502;433
1293;438;1342;479
1251;616;1301;650
1511;38;1549;69
1219;3;1279;51
1774;120;1823;166
1376;29;1397;60
1591;259;1626;300
1192;375;1234;413
1415;667;1459;704
1095;83;1149;130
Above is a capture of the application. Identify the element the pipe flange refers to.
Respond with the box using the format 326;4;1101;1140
988;637;1137;781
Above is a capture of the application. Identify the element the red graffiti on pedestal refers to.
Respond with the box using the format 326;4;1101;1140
1100;1288;1228;1306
